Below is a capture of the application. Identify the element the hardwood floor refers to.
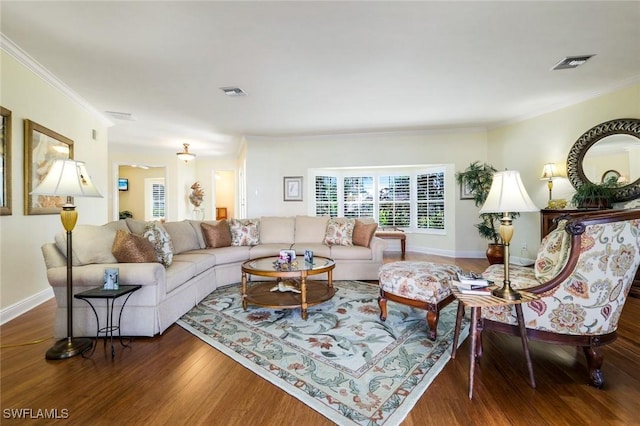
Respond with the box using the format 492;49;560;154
2;252;639;425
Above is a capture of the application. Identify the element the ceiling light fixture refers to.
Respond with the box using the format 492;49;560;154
176;143;196;162
220;86;247;97
552;55;595;70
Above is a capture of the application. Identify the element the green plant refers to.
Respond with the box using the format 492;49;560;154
571;177;617;209
119;210;133;219
455;161;519;244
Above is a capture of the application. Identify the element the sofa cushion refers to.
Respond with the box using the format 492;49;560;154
198;245;251;265
352;220;378;247
229;218;260;246
534;220;571;282
162;220;201;254
112;230;158;263
330;244;372;260
165;261;197;293
259;216;295;244
324;217;355;246
143;222;174;267
295;215;329;243
125;218;147;235
55;224;118;266
172;252;218;275
201;220;232;248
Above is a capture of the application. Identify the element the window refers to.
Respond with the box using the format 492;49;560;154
145;178;165;221
313;167;446;232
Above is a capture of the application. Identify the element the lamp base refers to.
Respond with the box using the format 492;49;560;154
491;285;522;301
45;337;93;360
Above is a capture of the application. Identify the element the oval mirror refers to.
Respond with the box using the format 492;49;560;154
567;118;640;202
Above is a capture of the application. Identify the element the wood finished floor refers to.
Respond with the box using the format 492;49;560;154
2;252;639;425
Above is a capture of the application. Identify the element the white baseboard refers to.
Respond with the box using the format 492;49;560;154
0;288;54;325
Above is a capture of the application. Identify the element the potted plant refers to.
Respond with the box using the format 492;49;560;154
571;177;617;209
456;161;519;264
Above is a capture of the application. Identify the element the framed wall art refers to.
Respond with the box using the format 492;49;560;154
459;180;474;200
283;176;303;201
24;119;74;215
1;107;12;216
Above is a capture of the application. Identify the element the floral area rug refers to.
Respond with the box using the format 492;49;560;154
177;280;468;425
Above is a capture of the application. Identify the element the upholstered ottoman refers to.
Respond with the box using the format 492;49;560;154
378;261;462;340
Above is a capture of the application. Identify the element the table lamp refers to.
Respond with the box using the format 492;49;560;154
540;163;559;205
31;159;103;359
480;170;538;300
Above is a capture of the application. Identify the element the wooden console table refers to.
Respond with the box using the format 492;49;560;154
541;208;640;298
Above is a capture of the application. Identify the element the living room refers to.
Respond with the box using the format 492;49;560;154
1;1;640;424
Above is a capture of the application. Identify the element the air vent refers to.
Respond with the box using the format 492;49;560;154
552;55;595;70
220;87;247;97
104;111;136;121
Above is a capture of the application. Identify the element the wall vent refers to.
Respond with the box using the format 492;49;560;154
552;55;595;70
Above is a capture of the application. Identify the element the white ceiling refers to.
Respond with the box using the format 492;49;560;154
2;1;639;157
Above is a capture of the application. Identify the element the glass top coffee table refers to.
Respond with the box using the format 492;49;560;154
241;255;336;320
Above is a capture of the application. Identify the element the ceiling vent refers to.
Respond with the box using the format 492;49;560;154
552;55;595;70
104;111;136;121
220;87;247;97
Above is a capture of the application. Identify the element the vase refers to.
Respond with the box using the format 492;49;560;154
486;243;505;265
192;208;204;220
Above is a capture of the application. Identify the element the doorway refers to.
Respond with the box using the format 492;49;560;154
116;165;166;221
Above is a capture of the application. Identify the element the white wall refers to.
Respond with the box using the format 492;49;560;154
0;50;109;317
245;129;489;256
487;82;640;260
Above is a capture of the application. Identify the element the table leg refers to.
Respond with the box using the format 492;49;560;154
515;304;536;388
452;301;465;359
241;271;248;310
468;306;480;399
107;299;116;358
300;276;308;320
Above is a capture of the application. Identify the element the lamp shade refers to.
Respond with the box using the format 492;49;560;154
540;163;558;180
480;170;538;213
31;159;103;198
176;143;196;162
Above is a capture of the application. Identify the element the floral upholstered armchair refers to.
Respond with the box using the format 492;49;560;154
479;209;640;388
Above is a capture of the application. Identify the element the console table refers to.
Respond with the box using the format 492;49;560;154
541;208;640;298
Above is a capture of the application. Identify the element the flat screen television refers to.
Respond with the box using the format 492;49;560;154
118;178;129;191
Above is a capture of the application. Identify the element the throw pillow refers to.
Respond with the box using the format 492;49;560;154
201;220;232;248
352;220;378;247
534;219;571;282
323;218;355;246
229;218;260;246
112;230;158;263
143;221;174;267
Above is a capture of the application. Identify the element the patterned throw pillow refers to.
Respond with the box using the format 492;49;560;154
143;221;174;267
352;220;378;247
112;230;158;263
324;218;355;246
229;218;260;246
534;219;571;281
201;220;232;248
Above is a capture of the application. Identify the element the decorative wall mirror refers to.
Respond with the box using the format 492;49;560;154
567;118;640;202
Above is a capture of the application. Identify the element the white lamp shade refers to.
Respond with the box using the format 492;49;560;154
31;159;103;198
480;170;538;213
540;163;558;180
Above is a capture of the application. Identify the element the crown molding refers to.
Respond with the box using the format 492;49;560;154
1;33;113;127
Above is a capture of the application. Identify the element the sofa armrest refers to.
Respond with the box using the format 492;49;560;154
369;237;387;262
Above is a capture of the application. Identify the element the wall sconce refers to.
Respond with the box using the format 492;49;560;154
176;143;196;162
540;163;559;205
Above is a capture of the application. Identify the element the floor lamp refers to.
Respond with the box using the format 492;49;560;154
31;159;103;360
479;170;538;300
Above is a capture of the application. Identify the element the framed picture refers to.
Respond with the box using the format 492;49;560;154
103;268;119;290
284;176;303;201
118;178;129;191
460;179;474;200
1;107;12;216
601;169;621;183
24;120;73;215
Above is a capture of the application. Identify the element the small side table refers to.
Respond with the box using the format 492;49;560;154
74;285;142;358
374;229;406;259
451;284;539;399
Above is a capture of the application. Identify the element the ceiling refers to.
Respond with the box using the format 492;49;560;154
2;1;639;157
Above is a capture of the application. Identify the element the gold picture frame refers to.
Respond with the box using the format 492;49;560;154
24;119;74;215
1;107;12;216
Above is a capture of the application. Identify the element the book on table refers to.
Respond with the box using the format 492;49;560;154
452;282;493;296
456;272;490;288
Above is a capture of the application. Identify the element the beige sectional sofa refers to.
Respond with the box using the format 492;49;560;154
41;216;386;338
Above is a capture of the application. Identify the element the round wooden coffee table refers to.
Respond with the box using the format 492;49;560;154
241;255;335;320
